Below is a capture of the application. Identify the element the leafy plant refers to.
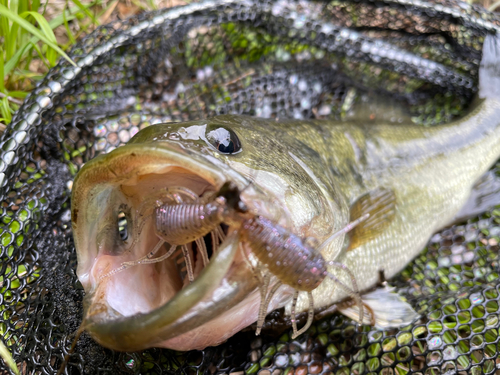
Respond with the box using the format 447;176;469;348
0;339;19;375
0;0;102;125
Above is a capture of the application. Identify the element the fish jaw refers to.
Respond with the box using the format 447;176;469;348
84;236;290;351
71;139;291;351
85;232;258;351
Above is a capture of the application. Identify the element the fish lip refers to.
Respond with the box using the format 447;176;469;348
84;230;257;352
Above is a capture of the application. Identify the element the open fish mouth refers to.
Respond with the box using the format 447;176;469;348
71;139;290;351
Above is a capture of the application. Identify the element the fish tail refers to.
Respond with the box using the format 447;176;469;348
479;32;500;99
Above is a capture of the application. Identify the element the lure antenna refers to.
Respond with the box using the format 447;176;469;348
325;261;364;324
318;213;370;251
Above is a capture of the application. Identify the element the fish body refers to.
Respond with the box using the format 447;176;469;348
71;35;500;351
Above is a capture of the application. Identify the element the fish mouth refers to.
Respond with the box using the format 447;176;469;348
84;231;259;352
72;140;287;351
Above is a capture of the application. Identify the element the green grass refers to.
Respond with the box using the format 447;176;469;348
0;0;105;126
0;339;19;375
0;0;192;128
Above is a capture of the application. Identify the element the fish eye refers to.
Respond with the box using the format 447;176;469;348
206;127;242;155
117;210;128;241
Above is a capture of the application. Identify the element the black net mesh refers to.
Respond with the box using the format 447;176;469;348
1;0;500;373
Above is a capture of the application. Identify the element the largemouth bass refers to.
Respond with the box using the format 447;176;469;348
71;33;500;352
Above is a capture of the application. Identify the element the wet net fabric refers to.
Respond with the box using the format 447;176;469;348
1;0;500;373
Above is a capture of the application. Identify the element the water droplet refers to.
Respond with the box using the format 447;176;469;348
293;15;306;28
130;126;139;138
14;131;27;145
49;81;62;93
490;226;500;236
3;151;15;165
486;314;498;327
427;336;443;350
451;244;465;254
175;82;186;94
318;105;331;116
107;121;119;132
368;331;382;342
261;105;272;118
465;227;478;241
340;29;350;39
315;50;325;59
321;24;333;34
293;109;303;119
95;138;107;151
442;345;457;360
275;48;291;61
204;66;213;77
463;251;474;263
438;257;451;267
118;129;130;143
196;69;206;81
431;233;442;243
275;354;288;367
457;291;469;299
26;112;38;125
478;219;489;229
470;293;484;305
473;268;484;278
94;124;107;137
289;75;298;85
63;69;75;79
61;209;71;222
37;96;51;108
125;359;135;369
298;80;308;91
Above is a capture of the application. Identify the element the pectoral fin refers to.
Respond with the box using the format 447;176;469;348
339;286;420;328
348;187;396;251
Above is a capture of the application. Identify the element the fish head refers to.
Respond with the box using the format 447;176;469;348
71;115;349;351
